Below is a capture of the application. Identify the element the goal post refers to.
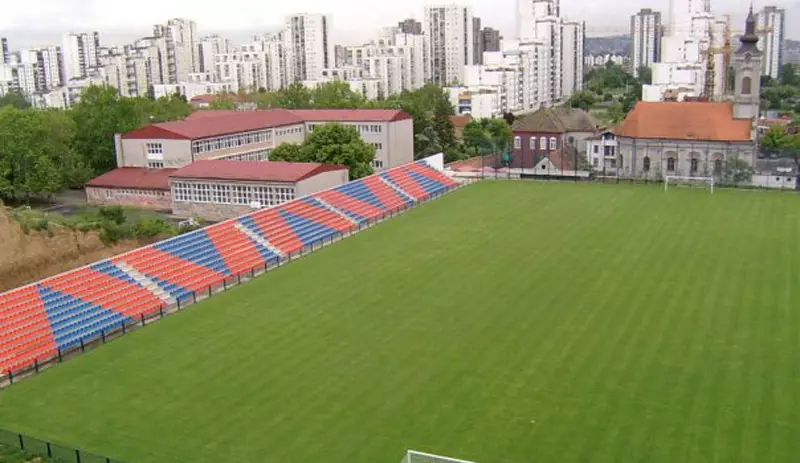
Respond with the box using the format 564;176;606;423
664;176;715;193
402;450;481;463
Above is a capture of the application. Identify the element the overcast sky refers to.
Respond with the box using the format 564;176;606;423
1;0;798;47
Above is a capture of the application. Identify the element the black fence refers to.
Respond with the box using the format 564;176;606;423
0;184;466;390
0;427;124;463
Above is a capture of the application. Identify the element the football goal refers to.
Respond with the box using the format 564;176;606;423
664;176;714;193
402;450;481;463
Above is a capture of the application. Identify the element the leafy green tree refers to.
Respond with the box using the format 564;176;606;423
269;143;304;162
0;91;31;109
299;123;375;179
275;83;313;109
637;66;653;85
722;157;755;185
761;126;790;151
779;63;798;87
69;86;143;175
311;81;366;109
606;102;627;125
462;118;512;156
567;90;597;111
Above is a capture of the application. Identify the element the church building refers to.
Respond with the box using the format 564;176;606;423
614;8;761;179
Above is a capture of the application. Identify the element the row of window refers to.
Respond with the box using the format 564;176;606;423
370;142;384;151
308;123;384;134
514;136;558;151
191;130;272;154
373;159;384;169
592;145;616;156
594;156;725;174
276;126;303;137
146;143;163;155
215;149;271;162
172;181;295;206
109;189;167;198
148;161;165;169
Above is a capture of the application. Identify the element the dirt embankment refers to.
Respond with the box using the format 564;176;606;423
0;209;155;293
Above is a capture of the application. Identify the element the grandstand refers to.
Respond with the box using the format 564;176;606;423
0;160;459;383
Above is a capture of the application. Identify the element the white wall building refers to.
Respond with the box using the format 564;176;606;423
425;5;474;85
198;34;231;74
631;8;662;77
62;32;100;81
561;20;585;95
757;6;785;80
285;14;334;82
153;80;238;100
154;18;199;84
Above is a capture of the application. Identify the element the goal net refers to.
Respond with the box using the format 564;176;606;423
402;450;481;463
664;176;714;193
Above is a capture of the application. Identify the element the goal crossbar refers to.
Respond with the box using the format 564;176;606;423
403;450;481;463
664;175;714;193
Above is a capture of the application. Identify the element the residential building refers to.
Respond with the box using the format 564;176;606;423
586;130;618;172
154;18;199;83
473;17;483;65
480;28;502;55
113;109;414;172
85;168;176;210
198;34;231;74
398;19;423;35
35;46;64;90
516;0;560;40
62;32;100;81
561;20;585;95
511;107;603;170
757;6;785;80
630;8;662;77
1;38;8;64
153;79;238;100
425;5;474;85
285;14;334;82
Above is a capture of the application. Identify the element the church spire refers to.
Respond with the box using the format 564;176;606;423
737;5;760;52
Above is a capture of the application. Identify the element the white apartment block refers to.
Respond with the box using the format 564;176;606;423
285;14;334;82
425;5;474;85
561;20;585;96
758;6;785;80
631;8;662;76
198;34;231;74
62;32;100;81
153;80;238;100
1;38;8;64
154;18;199;83
98;53;151;98
517;0;560;40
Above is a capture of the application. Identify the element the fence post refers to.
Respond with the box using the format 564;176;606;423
122;322;127;335
8;370;13;384
238;274;241;284
159;306;164;318
80;339;85;353
208;286;212;297
34;359;39;373
177;298;182;310
76;448;82;463
223;279;227;290
193;292;197;304
251;268;255;278
58;348;63;363
18;434;24;450
101;330;106;344
46;442;52;457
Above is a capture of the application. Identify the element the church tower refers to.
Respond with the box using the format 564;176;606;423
732;6;762;122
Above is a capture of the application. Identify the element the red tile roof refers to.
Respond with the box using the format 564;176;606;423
122;110;303;140
288;109;411;122
169;160;348;183
85;167;177;191
616;101;752;142
122;109;412;141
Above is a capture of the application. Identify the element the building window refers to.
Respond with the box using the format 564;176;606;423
373;159;384;168
690;158;699;174
514;136;521;149
618;155;623;169
592;158;598;167
549;137;557;150
667;157;676;172
713;159;722;175
593;145;599;154
215;149;272;162
371;143;383;151
148;161;164;169
146;143;163;155
610;159;617;168
529;137;536;149
643;156;651;172
540;137;547;150
567;136;575;145
742;76;752;95
191;129;272;154
172;181;295;207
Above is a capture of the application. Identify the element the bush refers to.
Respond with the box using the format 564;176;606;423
135;218;175;238
98;206;126;225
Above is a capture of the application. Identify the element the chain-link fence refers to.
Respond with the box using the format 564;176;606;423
0;427;124;463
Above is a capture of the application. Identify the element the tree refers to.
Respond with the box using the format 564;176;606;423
386;84;457;159
269;143;304;162
462;118;512;157
779;63;798;87
567;91;596;111
637;66;653;85
311;81;366;109
722;157;755;185
275;83;313;109
606;102;626;125
761;126;790;151
0;91;31;109
300;124;375;179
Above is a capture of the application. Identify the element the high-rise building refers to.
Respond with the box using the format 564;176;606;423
33;46;64;91
757;6;785;80
397;18;423;35
473;17;483;65
424;5;474;85
480;28;502;54
198;34;230;74
1;38;9;64
517;0;560;40
154;18;199;83
561;20;585;95
62;32;100;81
285;13;334;82
630;9;662;77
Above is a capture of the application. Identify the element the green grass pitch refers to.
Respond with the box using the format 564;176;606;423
1;181;799;463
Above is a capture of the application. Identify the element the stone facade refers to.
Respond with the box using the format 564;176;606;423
85;187;172;210
615;138;756;178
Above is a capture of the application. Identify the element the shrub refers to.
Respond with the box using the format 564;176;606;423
135;218;175;238
98;206;126;225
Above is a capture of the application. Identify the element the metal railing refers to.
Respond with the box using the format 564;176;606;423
0;427;125;463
